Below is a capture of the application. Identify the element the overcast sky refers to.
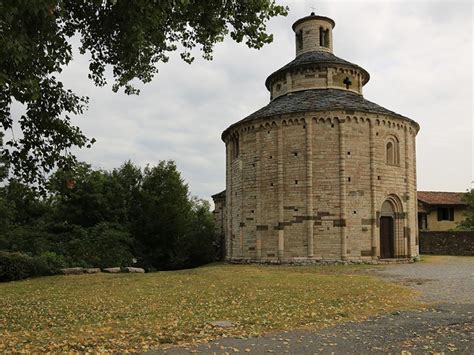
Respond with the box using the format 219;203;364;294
59;0;472;201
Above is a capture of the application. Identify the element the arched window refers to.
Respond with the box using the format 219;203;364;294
386;142;394;164
386;137;399;166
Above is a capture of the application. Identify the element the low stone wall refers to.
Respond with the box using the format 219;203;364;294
419;231;474;256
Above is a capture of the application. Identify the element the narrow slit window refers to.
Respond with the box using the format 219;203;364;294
324;29;330;47
296;29;303;50
231;136;239;160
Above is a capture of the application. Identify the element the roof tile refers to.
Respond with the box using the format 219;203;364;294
417;191;467;206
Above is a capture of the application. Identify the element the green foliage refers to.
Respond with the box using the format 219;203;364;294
134;161;195;269
0;159;217;280
186;198;218;267
0;1;287;187
49;163;116;227
34;252;68;275
456;188;474;231
0;251;64;282
63;223;134;268
0;132;7;182
0;251;36;282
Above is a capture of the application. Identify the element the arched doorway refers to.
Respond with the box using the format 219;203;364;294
380;200;396;258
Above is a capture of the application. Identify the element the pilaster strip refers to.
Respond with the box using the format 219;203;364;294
413;131;419;251
306;116;314;257
404;127;411;257
239;134;244;257
277;123;285;259
226;141;233;259
369;120;377;258
339;119;347;259
256;129;262;259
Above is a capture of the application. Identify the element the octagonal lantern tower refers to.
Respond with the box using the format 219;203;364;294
214;12;420;263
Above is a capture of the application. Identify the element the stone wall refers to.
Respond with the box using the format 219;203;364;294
212;192;226;260
270;65;364;100
419;231;474;256
224;110;419;262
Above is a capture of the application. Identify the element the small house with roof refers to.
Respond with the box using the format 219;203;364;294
417;191;467;231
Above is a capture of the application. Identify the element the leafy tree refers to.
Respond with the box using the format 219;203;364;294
108;161;143;228
456;188;474;231
0;133;10;236
56;222;134;268
0;158;217;277
0;1;288;187
133;161;192;269
49;163;113;227
185;198;216;267
0;132;7;181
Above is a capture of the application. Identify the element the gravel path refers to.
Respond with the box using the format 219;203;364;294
373;256;474;304
156;256;474;354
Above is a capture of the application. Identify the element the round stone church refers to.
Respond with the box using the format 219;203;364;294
213;13;420;263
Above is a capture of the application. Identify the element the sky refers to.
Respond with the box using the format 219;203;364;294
57;0;472;201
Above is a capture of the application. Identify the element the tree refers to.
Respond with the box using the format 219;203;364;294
0;1;288;187
48;162;113;227
133;161;192;269
456;188;474;231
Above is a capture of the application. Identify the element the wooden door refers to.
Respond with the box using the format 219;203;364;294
380;216;394;258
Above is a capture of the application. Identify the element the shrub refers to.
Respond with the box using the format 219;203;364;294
0;251;36;282
0;251;68;282
34;252;68;275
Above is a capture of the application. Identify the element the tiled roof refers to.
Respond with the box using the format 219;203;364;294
417;191;467;206
222;89;418;139
265;51;370;89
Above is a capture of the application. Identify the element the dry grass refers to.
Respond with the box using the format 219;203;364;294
0;263;420;352
420;255;472;263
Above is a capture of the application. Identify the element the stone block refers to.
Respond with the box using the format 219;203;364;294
61;267;84;275
103;267;121;273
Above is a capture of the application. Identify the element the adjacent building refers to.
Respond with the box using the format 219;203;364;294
417;191;468;231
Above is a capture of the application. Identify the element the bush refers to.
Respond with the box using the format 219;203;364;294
0;251;67;282
34;252;68;275
0;251;37;282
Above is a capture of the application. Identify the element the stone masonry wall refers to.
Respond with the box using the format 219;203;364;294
419;231;474;256
224;110;418;262
270;65;364;100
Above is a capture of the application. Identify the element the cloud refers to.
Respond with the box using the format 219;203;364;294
54;0;473;201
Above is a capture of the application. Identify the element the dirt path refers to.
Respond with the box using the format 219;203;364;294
157;256;474;354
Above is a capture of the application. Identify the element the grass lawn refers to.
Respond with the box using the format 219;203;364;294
0;263;420;352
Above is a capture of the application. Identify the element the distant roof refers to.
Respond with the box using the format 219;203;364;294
417;191;467;206
265;51;370;89
222;89;418;140
211;190;226;199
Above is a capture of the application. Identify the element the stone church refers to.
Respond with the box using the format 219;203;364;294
212;12;420;263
